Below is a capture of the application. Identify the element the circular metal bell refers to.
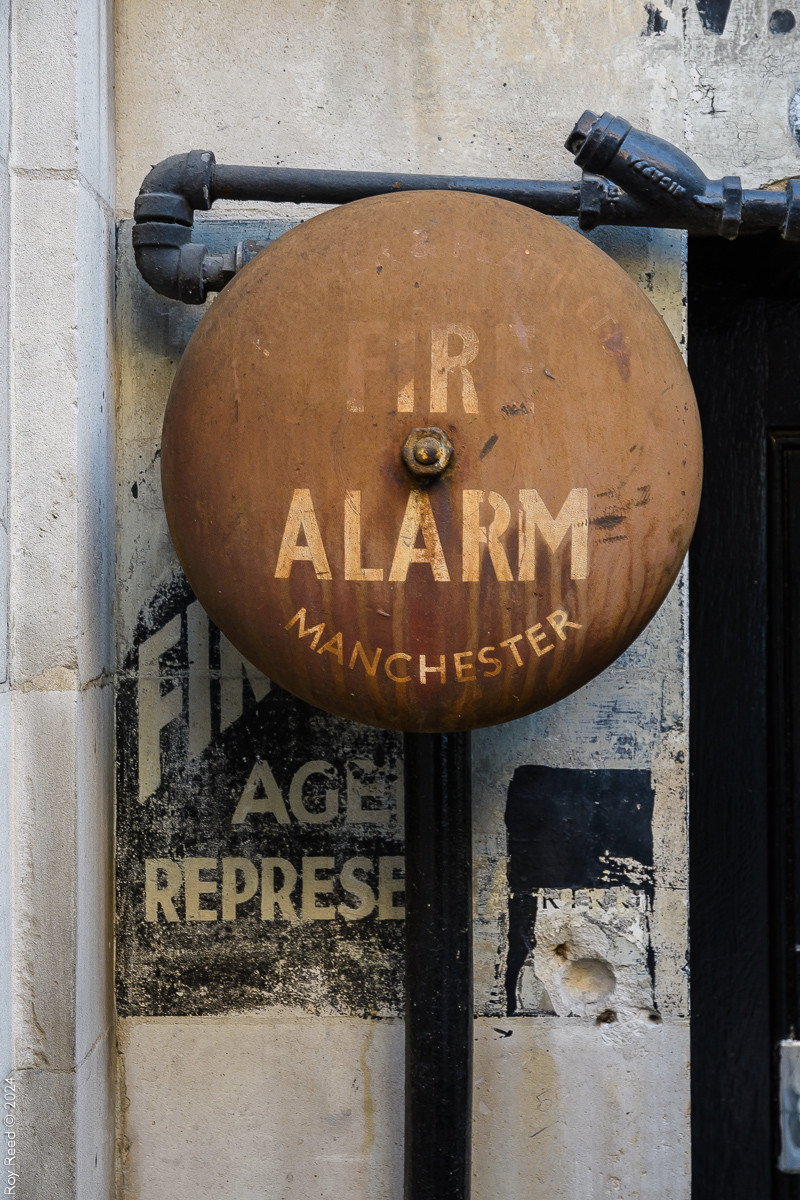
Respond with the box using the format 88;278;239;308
162;191;702;732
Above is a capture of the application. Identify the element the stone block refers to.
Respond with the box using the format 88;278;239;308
77;0;115;204
9;174;79;684
10;0;78;172
0;690;11;1081
119;1015;404;1199
11;688;78;1072
473;1017;690;1199
0;0;9;164
77;182;115;686
76;683;114;1063
16;1066;76;1199
0;160;9;689
76;1029;116;1200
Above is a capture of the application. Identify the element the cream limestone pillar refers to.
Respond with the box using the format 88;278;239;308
0;1;116;1197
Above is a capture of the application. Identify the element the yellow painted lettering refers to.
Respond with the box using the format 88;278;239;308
430;324;479;413
396;323;416;412
477;645;502;677
453;651;475;682
500;634;524;666
275;489;332;580
348;641;383;675
347;320;388;413
462;489;513;582
385;652;412;683
547;608;583;640
285;607;325;650
525;623;553;657
497;322;536;409
317;631;344;665
419;654;446;684
389;490;450;582
144;858;183;923
221;857;259;920
344;490;384;581
518;488;589;581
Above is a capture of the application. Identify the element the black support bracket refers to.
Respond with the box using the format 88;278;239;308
133;108;800;304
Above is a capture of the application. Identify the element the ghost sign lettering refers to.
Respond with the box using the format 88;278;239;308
116;573;405;1017
161;192;701;730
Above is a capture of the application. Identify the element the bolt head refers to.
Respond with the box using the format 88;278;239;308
401;427;454;478
413;436;441;465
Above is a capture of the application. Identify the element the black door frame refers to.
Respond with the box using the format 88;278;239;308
689;233;800;1199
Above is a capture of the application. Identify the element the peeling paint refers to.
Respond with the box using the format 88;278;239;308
643;4;669;35
694;0;732;34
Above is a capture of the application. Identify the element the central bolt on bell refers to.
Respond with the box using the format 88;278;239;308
402;426;454;478
414;437;442;464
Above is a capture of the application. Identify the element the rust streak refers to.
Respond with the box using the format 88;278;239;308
602;324;631;382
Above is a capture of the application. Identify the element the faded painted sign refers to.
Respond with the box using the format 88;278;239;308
116;568;664;1023
116;571;404;1017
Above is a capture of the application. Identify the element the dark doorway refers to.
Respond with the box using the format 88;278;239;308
689;232;800;1199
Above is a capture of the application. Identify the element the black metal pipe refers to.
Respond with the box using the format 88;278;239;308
214;163;582;213
403;731;473;1200
132;111;800;303
213;163;696;232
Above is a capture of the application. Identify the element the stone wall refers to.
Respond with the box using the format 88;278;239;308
0;1;116;1198
2;2;800;1197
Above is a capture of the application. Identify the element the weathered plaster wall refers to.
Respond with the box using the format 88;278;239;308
6;1;800;1197
0;2;117;1198
105;2;799;1198
114;212;689;1199
113;0;800;213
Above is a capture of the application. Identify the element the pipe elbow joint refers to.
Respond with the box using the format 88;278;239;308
132;223;211;304
133;152;220;301
137;150;216;213
566;111;708;207
566;110;742;237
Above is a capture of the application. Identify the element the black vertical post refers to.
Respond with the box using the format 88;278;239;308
403;731;473;1200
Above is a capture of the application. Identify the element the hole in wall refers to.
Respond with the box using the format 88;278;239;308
561;958;616;1004
770;8;796;31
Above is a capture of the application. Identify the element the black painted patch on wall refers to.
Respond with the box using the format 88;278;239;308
504;765;654;1013
695;0;733;33
769;8;796;32
116;572;404;1018
643;4;669;34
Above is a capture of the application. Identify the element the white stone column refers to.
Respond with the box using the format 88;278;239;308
0;2;116;1197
